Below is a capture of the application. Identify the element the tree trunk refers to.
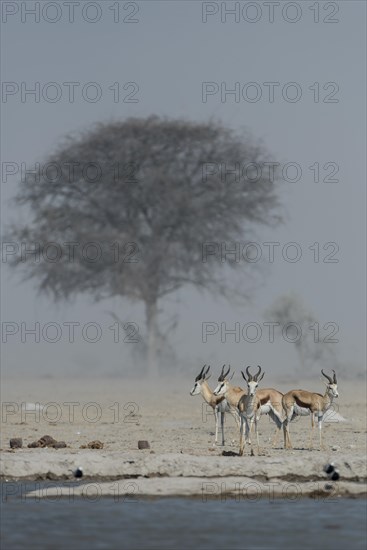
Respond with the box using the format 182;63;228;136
145;300;159;378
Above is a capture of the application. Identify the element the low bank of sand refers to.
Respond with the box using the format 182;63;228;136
1;375;366;497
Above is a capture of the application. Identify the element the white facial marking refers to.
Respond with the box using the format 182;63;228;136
329;384;339;397
248;381;258;396
190;381;201;396
214;381;226;396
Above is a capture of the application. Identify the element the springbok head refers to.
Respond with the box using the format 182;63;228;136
190;365;211;395
213;365;232;396
321;369;339;398
241;365;265;396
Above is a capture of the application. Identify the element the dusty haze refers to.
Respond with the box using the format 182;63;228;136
1;2;366;380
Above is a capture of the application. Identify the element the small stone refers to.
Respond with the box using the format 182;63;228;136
330;470;340;481
53;441;67;449
28;435;61;448
138;440;150;449
10;438;22;449
87;440;103;449
39;435;57;447
28;441;41;448
222;450;238;457
324;463;335;474
74;467;83;478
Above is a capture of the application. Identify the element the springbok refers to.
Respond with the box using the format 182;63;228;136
190;365;239;446
237;366;284;455
282;369;339;450
214;365;284;454
214;365;246;411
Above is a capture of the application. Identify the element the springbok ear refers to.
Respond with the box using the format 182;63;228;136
229;371;235;381
205;374;212;381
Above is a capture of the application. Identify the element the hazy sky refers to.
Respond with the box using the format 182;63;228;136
1;1;366;377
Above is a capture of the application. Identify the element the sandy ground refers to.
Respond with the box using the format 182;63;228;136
1;375;366;496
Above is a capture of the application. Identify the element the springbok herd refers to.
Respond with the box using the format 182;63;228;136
190;365;339;455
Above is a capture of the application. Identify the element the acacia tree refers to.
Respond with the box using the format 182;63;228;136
8;117;281;375
266;292;336;371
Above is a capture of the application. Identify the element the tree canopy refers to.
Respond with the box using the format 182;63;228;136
8;116;282;374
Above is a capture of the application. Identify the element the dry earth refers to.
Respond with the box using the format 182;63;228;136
1;375;366;497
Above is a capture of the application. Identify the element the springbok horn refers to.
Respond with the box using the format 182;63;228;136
204;365;211;377
246;366;252;381
332;369;337;384
321;369;333;384
224;365;231;379
197;365;206;380
241;370;247;381
218;364;225;381
195;365;206;382
254;365;262;381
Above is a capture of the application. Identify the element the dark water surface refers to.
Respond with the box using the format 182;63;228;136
1;483;366;550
